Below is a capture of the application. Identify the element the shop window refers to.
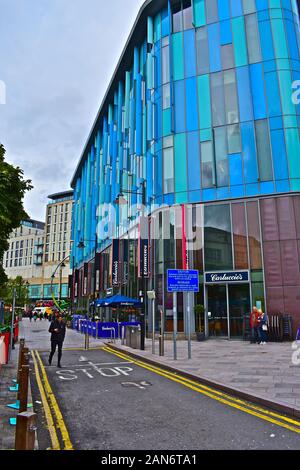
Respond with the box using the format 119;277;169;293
204;204;233;271
232;203;248;269
246;201;262;269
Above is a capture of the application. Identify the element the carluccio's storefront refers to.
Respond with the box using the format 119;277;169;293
149;194;300;340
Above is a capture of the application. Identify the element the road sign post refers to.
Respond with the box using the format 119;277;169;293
167;270;199;360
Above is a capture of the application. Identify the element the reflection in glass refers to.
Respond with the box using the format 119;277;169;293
246;201;262;269
204;204;233;270
232;203;248;269
196;27;209;75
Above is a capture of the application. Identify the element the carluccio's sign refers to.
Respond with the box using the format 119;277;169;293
205;271;249;284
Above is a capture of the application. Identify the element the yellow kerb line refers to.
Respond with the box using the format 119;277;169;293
103;346;300;435
35;350;74;450
31;350;60;450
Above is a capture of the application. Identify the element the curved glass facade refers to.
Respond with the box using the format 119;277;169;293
71;0;300;337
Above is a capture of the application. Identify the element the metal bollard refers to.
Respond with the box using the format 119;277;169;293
17;339;25;385
159;335;164;356
15;411;37;450
17;349;29;402
19;365;29;413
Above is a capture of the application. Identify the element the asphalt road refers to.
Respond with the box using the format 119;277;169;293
20;319;300;451
29;346;300;450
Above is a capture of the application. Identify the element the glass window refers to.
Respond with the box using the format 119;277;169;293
183;1;193;30
227;124;241;154
196;27;209;75
211;72;226;126
255;119;273;182
214;127;229;187
221;44;235;70
246;201;262;270
232;203;248;269
173;2;183;33
162;45;170;84
201;141;216;188
163;84;171;109
224;70;239;124
163;147;174;193
206;0;218;24
245;14;261;64
204;204;233;270
242;0;256;14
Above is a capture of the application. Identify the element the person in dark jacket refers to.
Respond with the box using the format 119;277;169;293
48;314;66;368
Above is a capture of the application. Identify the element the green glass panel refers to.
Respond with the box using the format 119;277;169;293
271;19;289;59
163;109;172;136
269;0;281;7
251;282;265;311
283;115;298;128
285;128;300;178
174;133;187;193
154;13;161;43
251;271;264;282
193;0;206;27
232;17;248;67
197;75;212;130
172;32;184;81
200;128;212;142
291;179;300;191
270;8;283;19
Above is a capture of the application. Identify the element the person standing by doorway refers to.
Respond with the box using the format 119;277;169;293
48;314;66;368
258;310;268;345
249;306;259;344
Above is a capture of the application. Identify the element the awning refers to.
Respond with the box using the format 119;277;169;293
93;295;142;308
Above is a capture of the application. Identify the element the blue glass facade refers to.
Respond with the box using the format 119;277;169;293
71;0;300;337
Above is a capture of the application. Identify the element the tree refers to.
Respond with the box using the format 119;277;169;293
0;144;32;284
0;276;29;307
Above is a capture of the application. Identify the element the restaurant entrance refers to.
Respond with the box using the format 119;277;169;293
206;283;251;339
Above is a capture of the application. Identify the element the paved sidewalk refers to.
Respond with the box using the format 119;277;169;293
107;337;300;418
0;320;36;450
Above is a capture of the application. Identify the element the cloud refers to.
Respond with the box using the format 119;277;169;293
0;0;144;221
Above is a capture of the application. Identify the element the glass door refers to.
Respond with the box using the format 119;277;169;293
228;284;250;338
207;285;228;337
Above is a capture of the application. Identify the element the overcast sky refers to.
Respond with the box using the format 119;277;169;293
0;0;144;221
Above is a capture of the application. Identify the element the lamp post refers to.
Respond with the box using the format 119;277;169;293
50;255;70;312
114;181;147;351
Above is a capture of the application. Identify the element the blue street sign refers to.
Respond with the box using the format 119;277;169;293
167;270;199;293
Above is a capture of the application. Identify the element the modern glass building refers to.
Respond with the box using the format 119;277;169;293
71;0;300;338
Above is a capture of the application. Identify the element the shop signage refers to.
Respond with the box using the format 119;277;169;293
112;239;119;286
167;270;199;293
139;238;149;278
205;271;249;284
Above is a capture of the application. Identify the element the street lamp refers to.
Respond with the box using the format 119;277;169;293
50;255;70;312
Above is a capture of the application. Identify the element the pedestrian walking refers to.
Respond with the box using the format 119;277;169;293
28;310;33;323
249;306;260;344
258;310;268;345
33;312;37;322
48;314;66;368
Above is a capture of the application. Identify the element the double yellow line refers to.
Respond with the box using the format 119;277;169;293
31;350;73;450
103;346;300;435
